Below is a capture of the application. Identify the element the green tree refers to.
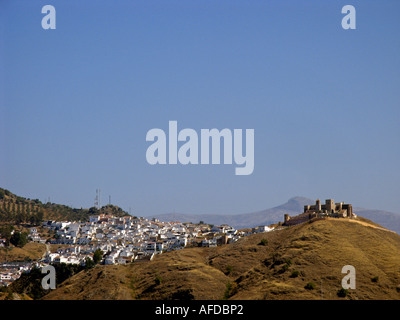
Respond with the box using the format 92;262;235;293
10;231;28;248
84;257;95;269
29;215;36;225
93;249;104;264
36;210;44;222
15;213;24;225
0;225;14;246
88;207;99;215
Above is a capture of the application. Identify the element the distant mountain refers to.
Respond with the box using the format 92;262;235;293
148;197;314;229
148;197;400;234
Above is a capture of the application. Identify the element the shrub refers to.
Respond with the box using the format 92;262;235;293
0;285;8;293
223;282;238;300
337;288;349;297
225;265;233;275
271;253;285;266
258;239;268;246
371;276;379;283
290;270;300;278
155;276;162;285
263;258;271;267
279;263;290;274
170;289;194;300
223;282;231;300
304;282;316;290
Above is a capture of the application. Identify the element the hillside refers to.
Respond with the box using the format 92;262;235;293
148;197;400;234
0;242;46;263
354;207;400;235
0;187;128;224
41;217;400;300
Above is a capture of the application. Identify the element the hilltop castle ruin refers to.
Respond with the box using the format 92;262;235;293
283;199;357;226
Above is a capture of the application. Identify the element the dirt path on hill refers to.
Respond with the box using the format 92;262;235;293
326;217;396;234
41;243;50;260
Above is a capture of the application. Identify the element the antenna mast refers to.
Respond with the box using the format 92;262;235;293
94;189;101;209
94;189;98;208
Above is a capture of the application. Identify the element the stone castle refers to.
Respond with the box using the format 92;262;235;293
283;198;357;226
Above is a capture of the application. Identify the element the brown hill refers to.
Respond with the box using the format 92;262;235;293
43;217;400;300
0;242;46;263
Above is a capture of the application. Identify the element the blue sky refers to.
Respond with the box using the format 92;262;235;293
1;0;399;215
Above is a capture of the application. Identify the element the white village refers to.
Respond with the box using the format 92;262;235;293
0;214;273;287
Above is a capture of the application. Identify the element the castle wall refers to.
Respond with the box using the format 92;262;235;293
290;199;355;226
283;212;318;226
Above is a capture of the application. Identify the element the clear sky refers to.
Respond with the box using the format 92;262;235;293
1;0;399;215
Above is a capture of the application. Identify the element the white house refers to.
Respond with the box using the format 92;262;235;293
202;239;217;247
68;223;80;233
211;225;226;233
119;248;133;258
89;216;100;223
253;225;273;233
104;256;115;265
96;233;104;239
146;242;157;252
0;274;12;281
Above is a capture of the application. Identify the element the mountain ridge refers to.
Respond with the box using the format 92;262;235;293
147;197;400;234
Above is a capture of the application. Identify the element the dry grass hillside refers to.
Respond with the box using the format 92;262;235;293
0;242;46;263
42;217;400;300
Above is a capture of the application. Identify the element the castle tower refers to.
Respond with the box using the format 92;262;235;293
316;199;321;212
326;199;335;213
348;204;353;217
